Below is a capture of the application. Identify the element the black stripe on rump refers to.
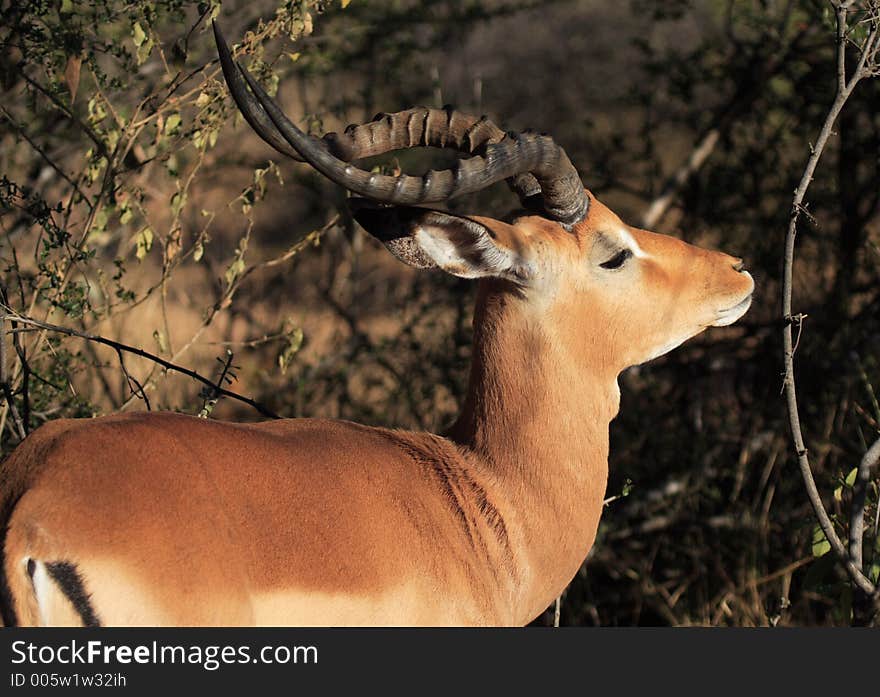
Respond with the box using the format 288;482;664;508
44;561;101;627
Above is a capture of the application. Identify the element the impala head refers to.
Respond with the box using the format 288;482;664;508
214;23;753;375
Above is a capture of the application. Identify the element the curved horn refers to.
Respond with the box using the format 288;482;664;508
214;22;588;224
213;22;543;204
323;109;551;214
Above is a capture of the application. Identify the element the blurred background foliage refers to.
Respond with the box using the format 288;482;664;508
1;0;878;625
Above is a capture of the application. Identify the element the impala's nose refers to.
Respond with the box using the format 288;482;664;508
732;258;745;272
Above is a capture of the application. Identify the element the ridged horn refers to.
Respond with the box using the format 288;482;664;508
213;21;589;225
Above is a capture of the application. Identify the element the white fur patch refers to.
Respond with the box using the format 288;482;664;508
618;227;649;258
29;559;52;626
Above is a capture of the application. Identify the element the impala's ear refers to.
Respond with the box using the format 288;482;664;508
351;201;533;282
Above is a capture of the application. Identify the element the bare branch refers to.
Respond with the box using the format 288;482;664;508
2;313;281;420
849;436;880;569
781;1;877;598
115;348;152;411
837;2;849;92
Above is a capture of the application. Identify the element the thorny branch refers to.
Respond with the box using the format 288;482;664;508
0;312;281;422
198;350;237;419
781;0;880;612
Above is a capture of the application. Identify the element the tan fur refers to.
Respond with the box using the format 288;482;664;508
0;190;753;626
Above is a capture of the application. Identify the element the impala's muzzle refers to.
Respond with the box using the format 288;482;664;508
711;265;754;327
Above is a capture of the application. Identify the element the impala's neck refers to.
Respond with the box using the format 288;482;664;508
449;280;620;623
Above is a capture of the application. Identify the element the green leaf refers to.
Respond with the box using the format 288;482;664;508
165;154;179;178
844;467;858;488
135;227;153;260
207;1;221;23
241;188;255;215
165;112;182;136
132;22;147;47
170;190;187;218
278;327;304;374
224;257;245;286
265;73;279;97
87;96;107;124
91;208;109;238
153;330;169;354
133;23;153;65
192;127;218;150
137;37;154;66
811;524;831;558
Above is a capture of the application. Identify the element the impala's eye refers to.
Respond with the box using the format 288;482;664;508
599;249;632;270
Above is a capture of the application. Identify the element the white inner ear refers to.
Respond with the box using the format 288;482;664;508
413;223;526;281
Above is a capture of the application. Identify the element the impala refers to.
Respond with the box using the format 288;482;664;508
0;24;753;626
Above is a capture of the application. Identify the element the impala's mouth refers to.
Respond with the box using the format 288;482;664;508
713;292;753;327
